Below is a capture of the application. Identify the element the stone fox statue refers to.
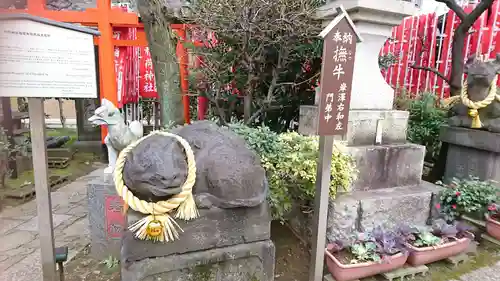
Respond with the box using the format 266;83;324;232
448;54;500;133
88;99;143;174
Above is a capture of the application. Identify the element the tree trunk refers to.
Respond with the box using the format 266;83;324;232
449;26;467;97
137;0;185;127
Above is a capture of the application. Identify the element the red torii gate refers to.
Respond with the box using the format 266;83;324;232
1;0;191;139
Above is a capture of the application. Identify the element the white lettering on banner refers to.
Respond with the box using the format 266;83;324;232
144;70;154;81
343;32;353;44
325;92;334;103
332;64;345;80
333;30;342;42
335;122;343;131
333;46;348;62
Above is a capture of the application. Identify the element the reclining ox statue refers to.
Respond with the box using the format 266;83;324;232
448;53;500;133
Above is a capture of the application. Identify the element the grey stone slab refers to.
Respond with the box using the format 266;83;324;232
16;213;72;232
299;107;408;146
357;183;442;233
0;231;36;252
346;143;425;191
454;261;500;281
0;201;38;219
87;174;125;259
0;218;24;235
440;125;500;153
122;240;275;281
123;202;271;263
441;127;500;183
0;249;42;281
326;197;360;243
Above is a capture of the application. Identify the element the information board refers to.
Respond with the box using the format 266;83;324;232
0;19;97;98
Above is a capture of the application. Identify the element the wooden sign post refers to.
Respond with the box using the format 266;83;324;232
309;6;362;281
0;14;99;281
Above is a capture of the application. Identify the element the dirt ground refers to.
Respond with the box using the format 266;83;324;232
64;222;310;281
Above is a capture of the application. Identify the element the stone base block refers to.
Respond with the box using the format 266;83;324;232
121;240;275;281
122;203;271;263
440;126;500;183
289;183;442;244
299;106;408;146
347;143;425;191
87;174;125;259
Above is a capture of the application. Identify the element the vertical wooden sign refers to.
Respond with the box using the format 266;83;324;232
309;6;362;281
317;11;358;136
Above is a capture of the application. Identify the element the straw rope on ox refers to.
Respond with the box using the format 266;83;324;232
113;131;198;242
444;76;500;129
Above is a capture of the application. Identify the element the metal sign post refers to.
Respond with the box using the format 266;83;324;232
0;14;99;281
309;6;362;281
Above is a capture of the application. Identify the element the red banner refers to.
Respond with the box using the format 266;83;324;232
139;47;158;99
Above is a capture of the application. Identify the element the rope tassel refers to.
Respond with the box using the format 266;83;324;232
468;109;482;128
460;76;499;130
114;131;198;243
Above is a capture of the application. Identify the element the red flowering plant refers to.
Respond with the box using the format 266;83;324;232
487;203;499;221
439;177;499;222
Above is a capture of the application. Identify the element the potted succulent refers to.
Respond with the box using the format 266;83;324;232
485;203;500;240
399;221;473;266
324;227;408;281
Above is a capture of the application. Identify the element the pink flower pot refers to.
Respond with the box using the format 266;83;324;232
324;249;408;281
486;215;500;240
406;236;472;266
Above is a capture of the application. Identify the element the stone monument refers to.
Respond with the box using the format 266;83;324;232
117;121;275;281
297;0;442;242
86;99;143;258
439;54;500;183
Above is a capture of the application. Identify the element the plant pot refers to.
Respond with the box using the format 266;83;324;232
406;236;472;266
486;215;500;240
324;249;408;281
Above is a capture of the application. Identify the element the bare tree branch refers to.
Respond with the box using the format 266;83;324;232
436;0;467;21
410;65;451;85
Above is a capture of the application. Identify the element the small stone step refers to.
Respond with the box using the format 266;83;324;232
466;241;479;255
445;253;470;267
323;274;359;281
382;264;429;281
481;233;500;246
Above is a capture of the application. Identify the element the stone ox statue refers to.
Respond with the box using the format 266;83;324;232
88;99;143;174
119;121;269;265
449;54;500;133
121;120;267;207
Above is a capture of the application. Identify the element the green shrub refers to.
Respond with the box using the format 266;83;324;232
406;93;447;162
227;122;357;221
439;177;499;221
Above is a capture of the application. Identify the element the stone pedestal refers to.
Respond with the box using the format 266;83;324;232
299;106;409;146
440;126;500;182
319;0;418;110
122;202;275;281
87;174;125;259
292;1;440;243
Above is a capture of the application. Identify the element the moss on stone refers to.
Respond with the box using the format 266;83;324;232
191;264;214;281
362;244;500;281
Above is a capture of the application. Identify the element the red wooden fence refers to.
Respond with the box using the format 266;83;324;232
381;0;500;99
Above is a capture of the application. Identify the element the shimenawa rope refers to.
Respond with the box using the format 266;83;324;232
443;76;500;129
114;131;198;242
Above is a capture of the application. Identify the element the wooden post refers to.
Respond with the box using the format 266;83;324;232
308;6;362;281
309;135;334;281
28;98;57;281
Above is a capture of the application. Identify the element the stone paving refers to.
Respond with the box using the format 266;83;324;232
0;168;104;281
449;261;500;281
